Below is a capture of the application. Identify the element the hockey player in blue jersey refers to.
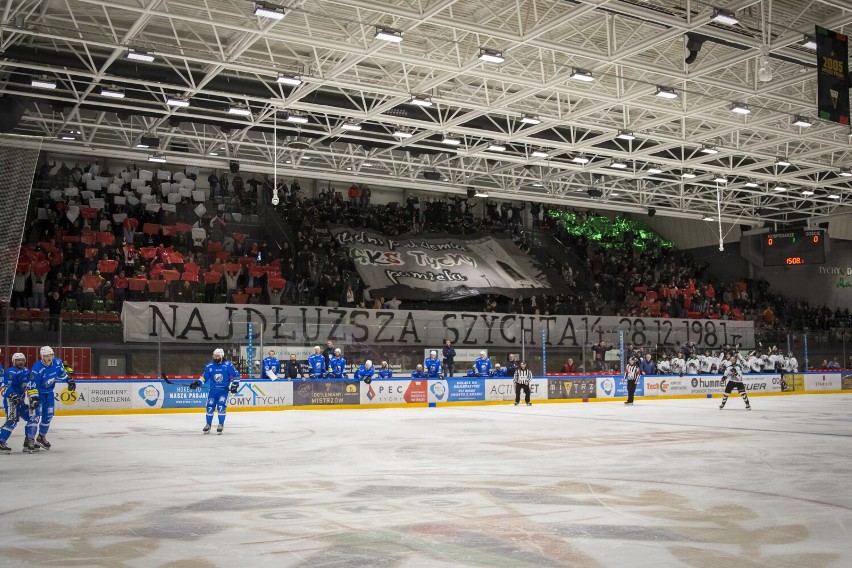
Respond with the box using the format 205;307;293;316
353;360;375;384
1;353;40;453
307;346;327;378
30;345;74;449
189;348;240;434
262;349;280;381
328;348;347;378
491;363;507;377
473;351;492;377
377;361;393;378
411;364;426;378
423;350;442;378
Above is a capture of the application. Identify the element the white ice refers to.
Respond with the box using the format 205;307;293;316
1;395;851;568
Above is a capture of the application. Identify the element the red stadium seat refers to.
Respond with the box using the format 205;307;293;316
230;293;249;304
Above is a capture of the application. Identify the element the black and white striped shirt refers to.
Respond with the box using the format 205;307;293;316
514;368;533;385
624;364;641;381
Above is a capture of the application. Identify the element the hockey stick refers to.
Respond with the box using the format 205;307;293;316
161;373;174;384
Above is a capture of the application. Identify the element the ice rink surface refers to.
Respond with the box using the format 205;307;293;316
1;394;851;568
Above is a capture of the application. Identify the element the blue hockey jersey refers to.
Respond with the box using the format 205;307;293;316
329;356;347;377
423;356;442;378
200;360;240;391
474;357;492;376
308;353;327;376
30;358;69;395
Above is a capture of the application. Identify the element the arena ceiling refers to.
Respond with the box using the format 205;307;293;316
2;0;852;226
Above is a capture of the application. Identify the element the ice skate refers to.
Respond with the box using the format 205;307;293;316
746;405;752;411
217;424;224;435
719;404;725;409
202;424;211;434
513;402;518;406
36;434;51;450
624;402;633;406
526;402;532;406
23;438;39;453
0;441;11;454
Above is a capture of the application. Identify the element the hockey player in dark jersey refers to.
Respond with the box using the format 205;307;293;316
719;355;751;411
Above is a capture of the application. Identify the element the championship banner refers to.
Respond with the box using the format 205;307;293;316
329;226;556;300
123;302;756;349
817;25;850;125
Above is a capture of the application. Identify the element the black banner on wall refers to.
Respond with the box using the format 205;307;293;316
817;26;850;125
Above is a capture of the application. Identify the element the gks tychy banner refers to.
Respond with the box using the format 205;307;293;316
329;226;556;300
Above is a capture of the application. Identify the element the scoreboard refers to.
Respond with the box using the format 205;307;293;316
762;229;826;266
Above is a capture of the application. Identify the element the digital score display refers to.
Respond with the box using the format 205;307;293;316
762;229;826;266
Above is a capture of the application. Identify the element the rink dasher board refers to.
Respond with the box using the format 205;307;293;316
0;373;845;416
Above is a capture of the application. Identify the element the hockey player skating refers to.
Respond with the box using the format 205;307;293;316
189;348;240;434
1;353;40;453
719;355;751;411
30;346;75;450
623;356;642;405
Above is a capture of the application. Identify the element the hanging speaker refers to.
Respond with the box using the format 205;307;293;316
229;161;240;173
467;187;476;198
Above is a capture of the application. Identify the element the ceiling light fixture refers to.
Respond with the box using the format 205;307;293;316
792;115;812;127
713;174;728;183
276;73;302;86
802;35;817;50
60;135;75;141
772;184;789;192
531;149;549;158
646;165;663;174
681;170;697;179
827;193;841;199
254;2;285;19
31;76;56;89
840;168;852;177
475;190;489;198
711;8;739;26
655;86;678;99
731;102;751;114
100;85;125;98
744;180;759;188
166;96;190;107
125;49;155;62
776;157;791;167
702;215;714;221
362;162;375;167
209;152;218;156
532;182;543;187
393;128;413;138
228;104;252;116
285;112;308;123
409;94;433;107
487;142;506;152
520;114;541;125
701;144;719;154
340;120;362;131
801;189;815;196
375;26;403;43
572;155;590;164
569;69;595;82
147;153;166;163
610;159;628;169
478;48;505;63
617;130;635;140
441;135;461;145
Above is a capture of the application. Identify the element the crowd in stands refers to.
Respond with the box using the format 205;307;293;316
7;157;850;370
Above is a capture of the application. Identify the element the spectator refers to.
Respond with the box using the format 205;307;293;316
591;341;612;372
322;340;335;369
827;357;841;369
639;353;657;376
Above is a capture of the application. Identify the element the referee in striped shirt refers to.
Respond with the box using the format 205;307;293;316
513;361;533;406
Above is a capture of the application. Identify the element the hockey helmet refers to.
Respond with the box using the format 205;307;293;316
365;360;373;368
213;348;225;358
40;345;54;357
12;352;25;362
